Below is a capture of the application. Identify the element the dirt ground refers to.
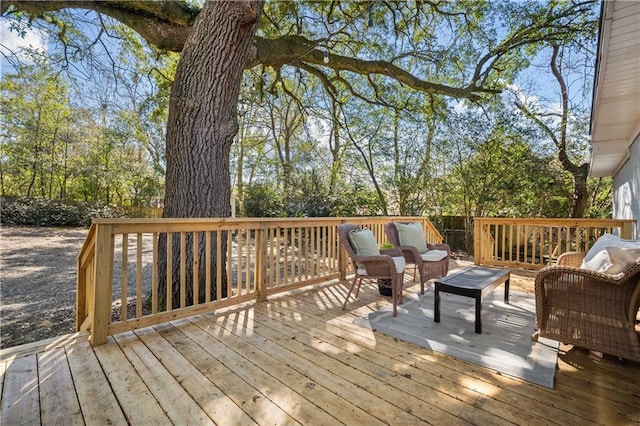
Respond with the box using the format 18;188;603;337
1;226;88;349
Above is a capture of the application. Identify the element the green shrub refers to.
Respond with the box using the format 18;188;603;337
242;184;285;217
0;196;126;227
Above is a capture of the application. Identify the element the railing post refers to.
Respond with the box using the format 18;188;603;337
76;255;88;331
620;220;633;239
256;222;268;302
338;221;347;280
91;223;114;346
473;218;480;265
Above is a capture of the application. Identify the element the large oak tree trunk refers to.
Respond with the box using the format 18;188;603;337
158;0;262;308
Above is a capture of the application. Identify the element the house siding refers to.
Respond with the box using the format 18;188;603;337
613;133;640;239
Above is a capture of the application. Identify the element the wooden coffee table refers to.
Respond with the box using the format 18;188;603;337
434;266;510;334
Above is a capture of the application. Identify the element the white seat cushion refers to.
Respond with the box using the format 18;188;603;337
420;249;448;262
357;256;405;276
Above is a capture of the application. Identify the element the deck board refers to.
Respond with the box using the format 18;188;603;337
251;294;561;426
113;331;215;425
171;318;322;425
1;268;639;425
202;311;439;426
37;347;83;425
66;341;128;426
93;335;170;424
135;325;262;425
282;284;637;425
1;354;40;425
242;308;507;425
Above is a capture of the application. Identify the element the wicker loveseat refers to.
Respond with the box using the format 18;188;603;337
534;251;640;361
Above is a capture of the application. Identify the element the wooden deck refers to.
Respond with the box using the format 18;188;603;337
2;264;639;425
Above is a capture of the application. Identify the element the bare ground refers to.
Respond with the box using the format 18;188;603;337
1;226;88;349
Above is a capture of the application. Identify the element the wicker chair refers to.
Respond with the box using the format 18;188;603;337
535;252;640;361
384;222;450;294
337;223;405;316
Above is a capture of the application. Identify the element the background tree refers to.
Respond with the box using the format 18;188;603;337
514;42;595;218
1;63;72;198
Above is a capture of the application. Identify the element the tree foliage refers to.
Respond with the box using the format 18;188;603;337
1;0;608;223
0;61;164;206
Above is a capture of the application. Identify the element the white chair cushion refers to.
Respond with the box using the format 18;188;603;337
393;256;406;272
349;228;380;256
357;256;405;276
602;246;640;275
420;249;448;262
394;222;428;253
581;233;620;270
581;233;640;274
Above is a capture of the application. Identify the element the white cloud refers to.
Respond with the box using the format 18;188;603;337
503;83;540;111
0;19;48;65
453;100;468;113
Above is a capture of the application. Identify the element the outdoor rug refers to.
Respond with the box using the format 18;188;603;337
353;289;559;388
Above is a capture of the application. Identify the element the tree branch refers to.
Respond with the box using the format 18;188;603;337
2;0;199;50
3;0;592;104
251;36;497;101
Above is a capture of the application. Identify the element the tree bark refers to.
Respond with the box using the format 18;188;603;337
548;43;590;218
164;0;261;218
158;0;262;306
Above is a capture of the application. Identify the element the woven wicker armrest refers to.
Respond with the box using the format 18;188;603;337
380;248;403;258
395;245;423;264
536;264;628;286
354;254;401;276
555;251;586;267
427;243;451;254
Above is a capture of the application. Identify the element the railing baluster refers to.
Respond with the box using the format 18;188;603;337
238;229;244;296
206;231;211;303
121;233;128;321
226;230;233;298
297;226;303;283
193;231;199;306
531;226;537;266
275;227;281;288
284;229;290;287
180;232;186;308
247;228;253;293
166;232;173;311
152;233;158;314
257;222;268;302
136;233;142;318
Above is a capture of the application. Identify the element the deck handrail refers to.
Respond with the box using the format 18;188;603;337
473;217;635;270
76;216;442;345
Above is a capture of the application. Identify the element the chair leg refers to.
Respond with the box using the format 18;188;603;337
342;277;361;310
392;272;403;317
392;288;398;317
354;278;363;298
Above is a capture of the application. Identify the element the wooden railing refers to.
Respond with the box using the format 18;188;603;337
77;216;442;345
473;217;635;270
